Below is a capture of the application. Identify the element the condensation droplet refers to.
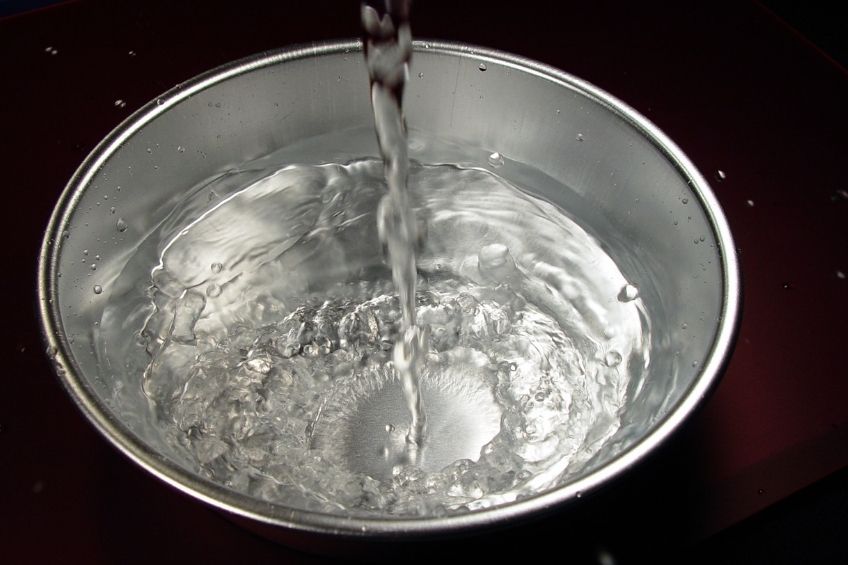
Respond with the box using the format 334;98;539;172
487;152;504;167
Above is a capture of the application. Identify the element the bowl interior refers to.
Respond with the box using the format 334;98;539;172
41;41;736;534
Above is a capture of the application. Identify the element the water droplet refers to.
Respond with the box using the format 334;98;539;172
93;285;102;294
177;145;185;153
83;249;88;256
682;198;689;204
673;220;679;226
576;133;584;142
128;50;136;56
681;323;688;330
604;351;622;367
715;170;726;182
156;98;164;106
699;235;706;242
746;199;755;207
534;391;547;402
211;262;223;273
487;152;504;167
618;284;639;302
62;230;69;239
556;109;561;115
417;72;424;78
113;99;126;108
90;263;97;271
146;147;152;154
110;206;116;214
385;424;394;433
95;254;100;261
206;283;222;298
837;270;846;280
478;62;487;71
116;218;128;232
757;488;765;495
215;102;221;108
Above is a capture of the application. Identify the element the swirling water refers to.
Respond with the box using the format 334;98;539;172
97;131;650;517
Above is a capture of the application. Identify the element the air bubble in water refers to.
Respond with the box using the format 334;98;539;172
487;152;504;167
604;351;622;367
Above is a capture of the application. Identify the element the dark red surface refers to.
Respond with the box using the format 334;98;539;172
2;1;846;562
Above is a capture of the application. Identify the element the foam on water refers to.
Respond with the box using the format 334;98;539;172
97;149;650;517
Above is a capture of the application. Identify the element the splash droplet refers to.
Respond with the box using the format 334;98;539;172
618;284;639;302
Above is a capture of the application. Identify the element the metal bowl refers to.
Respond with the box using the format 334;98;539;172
38;41;739;544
